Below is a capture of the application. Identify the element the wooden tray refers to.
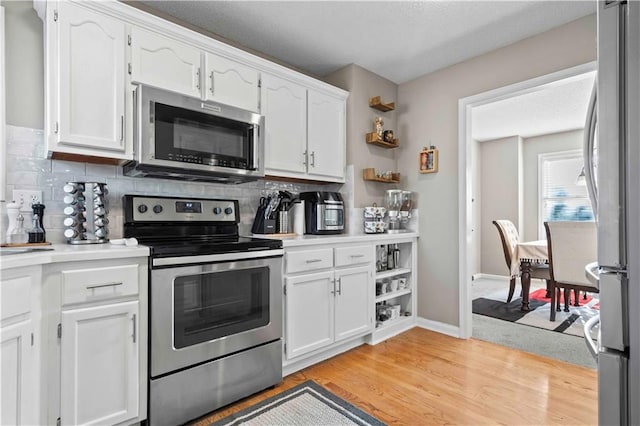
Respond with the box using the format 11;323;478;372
1;242;52;247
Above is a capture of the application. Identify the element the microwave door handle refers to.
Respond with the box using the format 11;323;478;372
252;124;260;170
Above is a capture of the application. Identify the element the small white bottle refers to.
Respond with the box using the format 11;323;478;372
293;200;305;235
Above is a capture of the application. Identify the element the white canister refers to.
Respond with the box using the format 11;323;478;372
293;200;305;235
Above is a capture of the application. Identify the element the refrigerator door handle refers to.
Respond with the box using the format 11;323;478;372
585;261;600;286
583;81;598;215
583;314;600;361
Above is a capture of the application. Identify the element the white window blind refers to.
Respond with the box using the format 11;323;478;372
539;150;594;238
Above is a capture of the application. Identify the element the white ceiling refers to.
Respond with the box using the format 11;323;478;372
138;1;596;84
471;71;595;142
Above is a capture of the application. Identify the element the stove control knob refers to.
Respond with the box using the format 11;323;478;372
138;204;148;214
213;207;222;215
153;205;163;214
224;207;233;215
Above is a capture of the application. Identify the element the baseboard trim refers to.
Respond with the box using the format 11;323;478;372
416;317;463;339
474;273;510;281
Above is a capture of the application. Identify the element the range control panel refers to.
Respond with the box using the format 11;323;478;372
125;195;237;223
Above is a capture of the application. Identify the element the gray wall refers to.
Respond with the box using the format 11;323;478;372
522;129;583;241
324;64;399;208
397;14;596;327
3;0;43;129
479;136;522;276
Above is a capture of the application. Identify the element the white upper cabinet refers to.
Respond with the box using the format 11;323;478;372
204;52;260;112
262;74;308;175
262;73;346;182
307;90;346;181
52;2;127;156
130;27;202;98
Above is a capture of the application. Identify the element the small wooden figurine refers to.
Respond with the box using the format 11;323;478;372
374;117;384;138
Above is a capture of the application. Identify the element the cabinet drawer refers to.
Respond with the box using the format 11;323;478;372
61;264;139;305
285;248;333;274
335;245;373;267
1;275;32;321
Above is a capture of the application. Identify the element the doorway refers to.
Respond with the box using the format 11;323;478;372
457;62;596;348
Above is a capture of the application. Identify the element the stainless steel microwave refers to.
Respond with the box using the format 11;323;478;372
124;85;264;183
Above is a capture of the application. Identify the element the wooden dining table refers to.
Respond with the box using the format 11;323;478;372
509;239;548;312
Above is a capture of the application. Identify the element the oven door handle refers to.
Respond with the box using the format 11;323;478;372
152;249;284;267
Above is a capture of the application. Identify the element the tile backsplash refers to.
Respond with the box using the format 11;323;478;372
4;125;345;243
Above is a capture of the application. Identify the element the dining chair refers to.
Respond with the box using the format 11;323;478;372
493;220;551;303
544;221;598;321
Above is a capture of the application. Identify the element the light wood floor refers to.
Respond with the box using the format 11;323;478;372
193;328;597;425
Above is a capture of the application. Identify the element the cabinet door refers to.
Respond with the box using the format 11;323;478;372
307;90;346;181
334;266;372;342
285;271;334;359
204;52;260;112
261;74;307;176
61;301;138;426
130;27;201;98
57;2;126;152
1;320;36;426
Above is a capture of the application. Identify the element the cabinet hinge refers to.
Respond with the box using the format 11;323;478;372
57;323;61;339
284;343;286;352
127;34;132;46
56;417;61;426
258;78;262;88
53;9;58;22
31;333;34;346
128;63;132;75
283;285;286;296
54;122;59;134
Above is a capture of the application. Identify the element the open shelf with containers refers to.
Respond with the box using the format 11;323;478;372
369;236;417;344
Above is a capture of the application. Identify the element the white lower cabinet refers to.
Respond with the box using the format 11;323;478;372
334;266;371;341
283;245;373;362
42;257;148;426
1;320;37;426
0;266;42;426
285;271;334;359
60;301;139;426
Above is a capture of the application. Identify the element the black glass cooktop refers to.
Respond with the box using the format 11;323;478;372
144;235;282;258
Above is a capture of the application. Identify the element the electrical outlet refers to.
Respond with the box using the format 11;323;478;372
13;190;43;212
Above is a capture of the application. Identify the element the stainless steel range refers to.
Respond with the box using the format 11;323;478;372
123;195;283;426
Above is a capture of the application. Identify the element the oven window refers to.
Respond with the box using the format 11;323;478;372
154;103;254;167
173;266;269;349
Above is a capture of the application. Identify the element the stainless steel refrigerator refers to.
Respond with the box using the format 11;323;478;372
583;1;640;424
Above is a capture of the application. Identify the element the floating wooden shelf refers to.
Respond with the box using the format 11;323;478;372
366;132;399;148
363;168;400;183
419;149;439;174
369;96;395;112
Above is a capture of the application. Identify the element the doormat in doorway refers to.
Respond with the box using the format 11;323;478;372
472;288;599;337
211;380;386;426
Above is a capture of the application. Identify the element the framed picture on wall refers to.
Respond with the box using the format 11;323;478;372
419;148;438;173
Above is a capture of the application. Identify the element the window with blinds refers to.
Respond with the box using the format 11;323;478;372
538;150;594;238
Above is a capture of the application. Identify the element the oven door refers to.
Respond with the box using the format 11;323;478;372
150;250;282;378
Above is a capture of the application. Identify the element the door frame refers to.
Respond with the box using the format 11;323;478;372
457;61;596;338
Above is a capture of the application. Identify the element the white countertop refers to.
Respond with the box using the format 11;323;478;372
253;231;419;247
0;243;150;270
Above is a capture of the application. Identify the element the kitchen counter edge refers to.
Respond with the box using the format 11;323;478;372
1;244;150;271
253;232;419;247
